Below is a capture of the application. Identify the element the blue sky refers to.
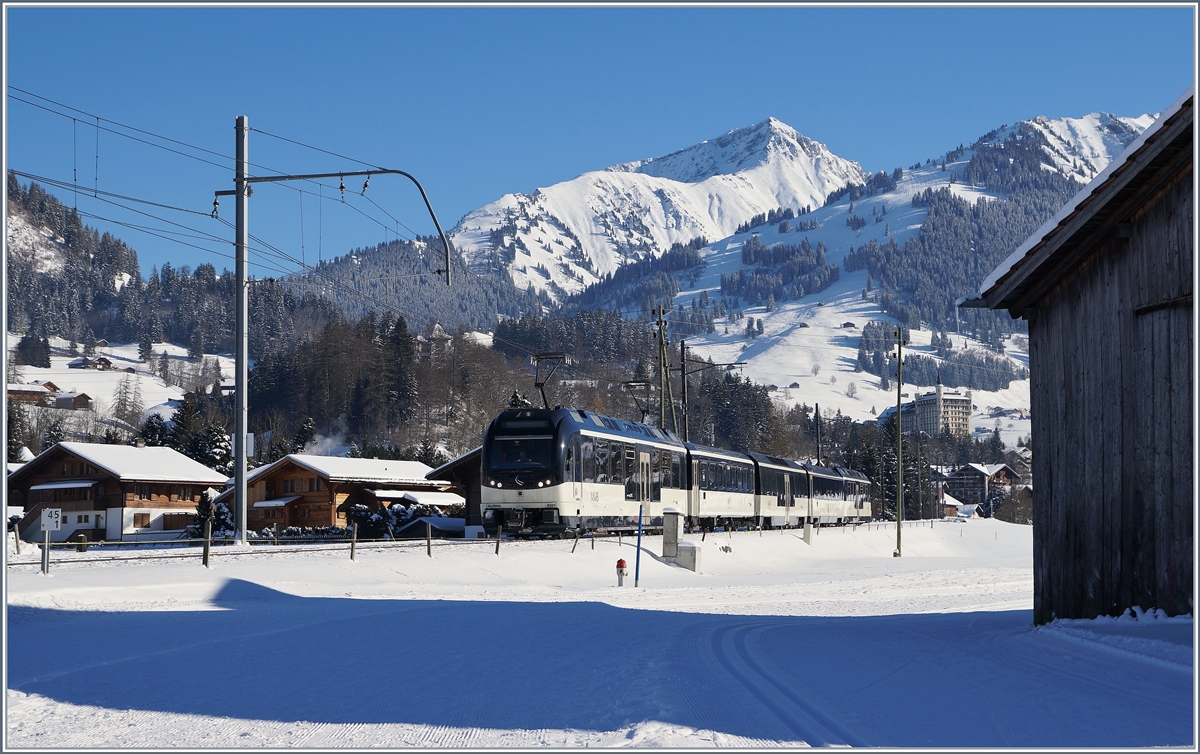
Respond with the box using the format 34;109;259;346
5;6;1195;278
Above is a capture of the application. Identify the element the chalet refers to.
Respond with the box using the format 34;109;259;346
427;446;483;538
92;356;113;370
841;321;857;328
55;392;92;411
961;88;1193;623
67;357;90;369
7;384;50;405
215;454;449;533
31;380;60;393
945;463;1019;509
7;442;228;542
96;338;109;348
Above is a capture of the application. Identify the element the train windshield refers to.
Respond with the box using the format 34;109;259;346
488;435;555;471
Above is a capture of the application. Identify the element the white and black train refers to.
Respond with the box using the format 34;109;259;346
481;407;871;537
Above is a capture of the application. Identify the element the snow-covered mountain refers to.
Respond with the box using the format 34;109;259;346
450;118;865;302
976;111;1156;183
450;111;1153;303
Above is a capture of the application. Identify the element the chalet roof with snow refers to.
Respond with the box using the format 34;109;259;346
962;87;1194;317
235;454;441;488
9;442;228;485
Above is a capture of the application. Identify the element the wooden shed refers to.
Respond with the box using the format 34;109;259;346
961;88;1193;624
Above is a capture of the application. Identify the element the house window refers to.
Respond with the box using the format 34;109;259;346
133;513;151;528
308;477;320;492
179;486;193;502
283;478;297;493
300;508;308;518
134;485;151;500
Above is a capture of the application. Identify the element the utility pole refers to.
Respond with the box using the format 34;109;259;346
657;306;677;433
215;117;455;544
676;341;744;444
815;402;822;466
680;339;689;442
234;115;249;544
895;325;904;557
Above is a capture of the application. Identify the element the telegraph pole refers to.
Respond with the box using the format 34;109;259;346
895;326;904;557
657;306;677;433
680;339;689;442
215;117;455;544
234;116;249;544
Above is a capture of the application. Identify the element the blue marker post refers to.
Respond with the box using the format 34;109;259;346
634;505;643;587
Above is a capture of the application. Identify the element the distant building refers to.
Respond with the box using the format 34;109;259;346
913;380;972;437
946;463;1019;509
960;89;1192;623
7;384;49;405
55;393;92;411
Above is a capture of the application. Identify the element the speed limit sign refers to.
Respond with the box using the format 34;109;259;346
41;508;61;532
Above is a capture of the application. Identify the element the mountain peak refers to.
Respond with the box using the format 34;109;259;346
608;117;844;184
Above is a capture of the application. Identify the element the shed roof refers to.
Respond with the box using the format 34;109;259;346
12;442;228;485
963;88;1193;316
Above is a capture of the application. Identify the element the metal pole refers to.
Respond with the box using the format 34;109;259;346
426;520;432;557
235;115;249;545
634;504;643;587
815;402;821;465
350;522;358;560
41;530;50;574
680;340;689;442
895;327;903;557
202;519;211;568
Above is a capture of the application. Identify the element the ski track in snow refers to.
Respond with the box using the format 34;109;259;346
5;521;1192;748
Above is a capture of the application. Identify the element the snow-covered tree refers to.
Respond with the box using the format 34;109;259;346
186;423;233;475
139;413;171;447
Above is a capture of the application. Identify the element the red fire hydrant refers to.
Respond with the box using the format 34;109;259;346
616;558;628;587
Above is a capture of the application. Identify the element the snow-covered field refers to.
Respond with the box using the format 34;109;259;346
5;334;234;423
6;518;1192;748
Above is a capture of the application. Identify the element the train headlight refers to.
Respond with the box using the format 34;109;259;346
536;481;544;488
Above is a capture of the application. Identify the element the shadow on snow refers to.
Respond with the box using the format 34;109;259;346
7;579;1192;747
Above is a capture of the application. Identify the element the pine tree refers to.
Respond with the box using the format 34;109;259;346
42;419;65;450
290;417;317;453
138;329;154;362
186;423;233;475
139;413;171;446
7;401;28;462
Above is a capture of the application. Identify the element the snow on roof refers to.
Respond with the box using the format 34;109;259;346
40;442;228;484
7;462;26;474
8;384;48;393
398;490;465;507
973;87;1194;301
30;480;98;491
240;454;438;486
253;496;300;508
941;492;963;507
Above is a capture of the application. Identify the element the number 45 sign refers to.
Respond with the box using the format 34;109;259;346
41;508;61;532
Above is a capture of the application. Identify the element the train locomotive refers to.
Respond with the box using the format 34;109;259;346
481;406;871;538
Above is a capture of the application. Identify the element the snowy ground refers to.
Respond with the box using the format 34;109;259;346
6;519;1192;748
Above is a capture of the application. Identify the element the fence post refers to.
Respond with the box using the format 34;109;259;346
202;519;212;568
41;530;50;575
77;533;88;552
273;523;279;546
571;529;580;554
12;525;21;555
494;524;501;556
426;520;432;558
351;522;358;561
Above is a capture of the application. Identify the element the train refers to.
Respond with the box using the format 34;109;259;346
480;406;871;538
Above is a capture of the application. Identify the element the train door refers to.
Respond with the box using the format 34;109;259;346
688;457;700;520
638;450;651;506
783;473;792;527
569;436;582;504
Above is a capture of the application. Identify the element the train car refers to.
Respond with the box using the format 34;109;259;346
837;467;872;522
747;452;807;528
481;406;688;537
684;443;757;528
